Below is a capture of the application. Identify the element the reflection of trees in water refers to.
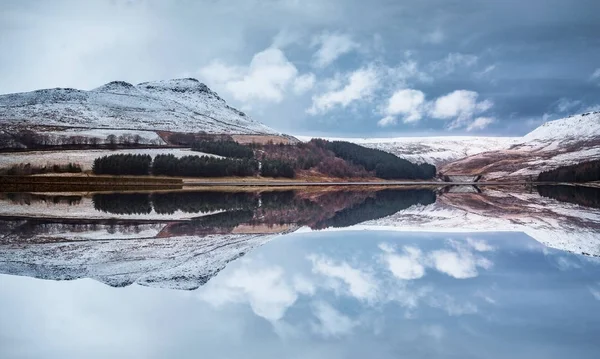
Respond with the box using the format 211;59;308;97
150;192;258;214
314;189;436;229
92;192;258;215
93;193;153;215
1;193;82;206
91;189;437;229
537;185;600;209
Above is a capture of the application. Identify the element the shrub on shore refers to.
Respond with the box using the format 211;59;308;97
0;163;82;176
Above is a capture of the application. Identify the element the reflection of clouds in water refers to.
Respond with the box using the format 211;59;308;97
311;301;357;337
308;254;378;302
379;238;494;280
198;260;299;322
199;237;496;336
429;249;492;279
380;244;425;280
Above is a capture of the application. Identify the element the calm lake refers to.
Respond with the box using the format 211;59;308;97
1;185;599;358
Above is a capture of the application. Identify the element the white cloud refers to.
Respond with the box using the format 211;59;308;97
378;89;426;127
309;254;378;301
311;32;358;68
556;98;582;113
308;66;379;115
466;117;495;131
590;68;600;81
292;73;316;94
430;90;494;130
381;245;426;280
199;47;312;104
377;88;493;129
311;301;357;337
475;64;497;78
429;53;478;75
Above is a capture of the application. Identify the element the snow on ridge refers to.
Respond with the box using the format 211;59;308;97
297;135;518;165
0;78;279;135
521;112;600;143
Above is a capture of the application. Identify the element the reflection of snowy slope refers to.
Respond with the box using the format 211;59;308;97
351;191;600;257
0;78;278;134
0;234;277;290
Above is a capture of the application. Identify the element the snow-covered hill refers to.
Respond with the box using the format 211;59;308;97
0;78;278;135
336;136;518;165
441;112;600;179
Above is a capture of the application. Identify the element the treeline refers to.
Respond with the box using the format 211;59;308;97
313;139;436;180
260;160;295;178
152;154;258;177
537;160;600;182
0;163;82;176
4;130;161;150
93;154;152;175
92;154;260;177
537;185;600;210
192;140;254;159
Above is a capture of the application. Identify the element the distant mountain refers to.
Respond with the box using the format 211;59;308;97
0;78;278;135
340;111;600;180
441;112;600;179
333;136;518;165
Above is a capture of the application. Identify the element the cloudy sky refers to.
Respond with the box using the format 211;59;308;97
1;0;599;137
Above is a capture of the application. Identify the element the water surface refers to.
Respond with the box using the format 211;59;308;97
1;186;599;358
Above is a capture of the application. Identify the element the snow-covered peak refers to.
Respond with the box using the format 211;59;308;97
522;111;600;143
0;78;278;135
136;77;221;98
92;81;138;94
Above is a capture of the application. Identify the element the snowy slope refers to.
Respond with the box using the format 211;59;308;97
0;78;278;135
305;112;600;172
297;135;518;165
349;136;517;165
441;112;600;179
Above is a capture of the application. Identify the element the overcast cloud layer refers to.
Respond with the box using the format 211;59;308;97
1;0;599;137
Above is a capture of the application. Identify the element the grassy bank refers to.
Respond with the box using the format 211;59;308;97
0;175;182;192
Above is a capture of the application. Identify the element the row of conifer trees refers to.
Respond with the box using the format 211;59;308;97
92;153;296;178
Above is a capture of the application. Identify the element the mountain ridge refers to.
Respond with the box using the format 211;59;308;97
0;78;278;135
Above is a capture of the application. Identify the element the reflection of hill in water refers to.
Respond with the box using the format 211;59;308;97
537;185;600;210
1;187;600;290
0;189;436;290
361;186;600;257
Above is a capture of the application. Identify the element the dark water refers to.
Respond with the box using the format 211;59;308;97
1;186;599;358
